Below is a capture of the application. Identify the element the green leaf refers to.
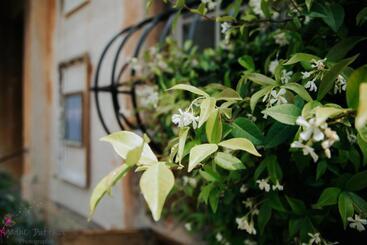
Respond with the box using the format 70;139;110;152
266;156;282;182
311;3;345;32
188;144;218;172
314;187;341;208
346;65;367;109
282;83;312;102
265;123;297;149
231;117;264;145
239;55;255;71
175;127;189;164
198;183;214;204
317;55;358;100
216;15;236;22
314;106;349;123
305;0;313;11
268;192;287;212
168;84;209;97
214;152;246;170
89;164;130;219
358;134;367;165
284;53;319;66
214;88;242;101
101;131;158;165
139;163;175;221
302;100;322;118
245;73;277;86
173;0;185;8
356;84;367;130
356;7;367;26
219;138;261;157
338;192;354;229
209;188;220;213
349;192;367;216
316;160;327;180
327;37;367;61
199;169;220;182
250;85;274;112
289;218;302;238
262;104;301;125
258;204;272;234
346;170;367;191
286;196;306;215
254;158;268;180
206;110;222;144
199;97;217;128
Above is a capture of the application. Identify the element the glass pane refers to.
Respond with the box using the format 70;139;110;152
64;94;83;144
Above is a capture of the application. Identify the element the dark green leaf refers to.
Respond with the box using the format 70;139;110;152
356;7;367;26
317;54;358;100
314;187;341;208
238;55;255;71
346;170;367;191
346;65;367;109
338;192;354;228
286;196;306;215
266;156;282;182
258;204;272;234
316;160;327;180
327;37;367;61
231;117;264;145
265;123;297;149
349;192;367;216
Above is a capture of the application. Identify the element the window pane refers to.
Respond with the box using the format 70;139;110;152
64;94;83;144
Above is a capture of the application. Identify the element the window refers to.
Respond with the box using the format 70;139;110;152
64;93;83;146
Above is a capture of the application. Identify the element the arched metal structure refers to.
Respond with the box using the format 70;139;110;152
91;4;201;152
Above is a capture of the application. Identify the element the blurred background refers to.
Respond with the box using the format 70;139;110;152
0;0;209;244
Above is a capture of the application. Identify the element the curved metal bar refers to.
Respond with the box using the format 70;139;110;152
159;14;175;44
93;14;168;134
188;14;200;40
110;25;142;130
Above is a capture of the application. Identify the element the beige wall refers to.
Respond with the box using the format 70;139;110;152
22;0;195;242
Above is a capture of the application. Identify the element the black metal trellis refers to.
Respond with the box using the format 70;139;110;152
91;4;201;152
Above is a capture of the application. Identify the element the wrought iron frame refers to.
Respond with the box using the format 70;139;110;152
91;3;201;151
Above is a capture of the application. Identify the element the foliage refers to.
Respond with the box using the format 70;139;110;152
90;0;367;244
0;172;49;244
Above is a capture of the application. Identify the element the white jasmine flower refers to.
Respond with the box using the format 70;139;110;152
268;59;279;74
240;184;248;193
301;71;312;79
184;222;192;231
236;216;257;235
305;79;318;92
243;198;253;208
215;232;223;242
221;22;231;34
138;85;159;108
130;57;143;72
251;208;259;216
348;214;367;232
246;113;257;122
269;88;288;105
183;176;198;188
308;232;322;245
256;179;271;192
291;141;319;162
274;32;289;46
249;0;264;17
202;0;217;10
272;180;284;191
311;58;327;71
321;128;339;158
296;116;326;142
346;129;357;144
334;74;346;94
171;109;199;128
281;69;293;84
